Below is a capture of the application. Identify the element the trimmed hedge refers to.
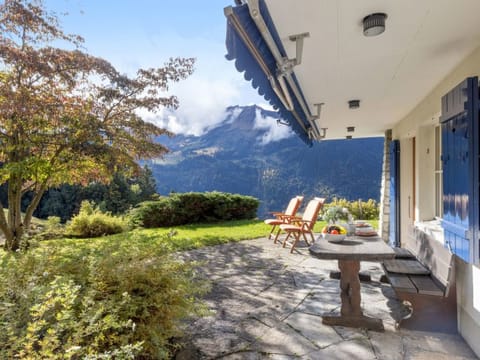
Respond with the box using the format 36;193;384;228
131;192;260;228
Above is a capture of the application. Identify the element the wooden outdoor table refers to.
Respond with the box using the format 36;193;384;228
309;235;395;331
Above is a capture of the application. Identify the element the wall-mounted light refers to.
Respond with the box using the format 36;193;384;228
347;126;355;132
346;135;353;140
363;13;387;37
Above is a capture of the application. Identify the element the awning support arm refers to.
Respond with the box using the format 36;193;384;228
247;0;321;139
225;6;297;114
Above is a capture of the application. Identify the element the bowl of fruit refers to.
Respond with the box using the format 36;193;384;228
321;225;347;243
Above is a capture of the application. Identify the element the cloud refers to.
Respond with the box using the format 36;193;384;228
144;72;244;136
167;73;239;135
251;102;275;112
131;31;266;136
102;28;269;136
222;106;243;124
253;108;293;145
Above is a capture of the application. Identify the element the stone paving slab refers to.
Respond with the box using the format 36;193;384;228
175;237;479;359
284;312;342;348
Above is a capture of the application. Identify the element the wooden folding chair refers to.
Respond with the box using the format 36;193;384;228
280;197;325;253
264;196;304;243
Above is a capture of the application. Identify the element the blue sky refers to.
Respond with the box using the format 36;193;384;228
43;0;285;137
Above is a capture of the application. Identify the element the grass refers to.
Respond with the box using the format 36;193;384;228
41;219;271;253
37;218;380;254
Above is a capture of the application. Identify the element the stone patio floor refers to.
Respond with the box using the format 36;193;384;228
175;237;478;360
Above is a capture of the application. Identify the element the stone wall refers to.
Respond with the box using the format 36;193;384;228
379;130;392;242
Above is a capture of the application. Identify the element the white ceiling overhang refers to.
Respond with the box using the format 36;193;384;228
228;0;480;140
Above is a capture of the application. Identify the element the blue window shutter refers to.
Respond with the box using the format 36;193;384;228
440;77;479;263
389;140;400;247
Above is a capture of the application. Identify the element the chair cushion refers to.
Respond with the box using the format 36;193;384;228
279;224;301;231
265;219;284;225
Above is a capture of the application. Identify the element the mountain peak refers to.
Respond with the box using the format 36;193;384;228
222;104;283;134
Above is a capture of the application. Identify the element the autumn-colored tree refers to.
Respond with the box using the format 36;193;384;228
0;0;194;250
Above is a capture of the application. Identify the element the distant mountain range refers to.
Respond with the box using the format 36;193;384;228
146;105;384;218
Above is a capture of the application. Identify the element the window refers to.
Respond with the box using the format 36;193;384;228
434;125;443;218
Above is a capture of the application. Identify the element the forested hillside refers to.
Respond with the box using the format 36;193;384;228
148;105;384;217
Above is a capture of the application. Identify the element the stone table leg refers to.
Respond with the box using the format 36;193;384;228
322;259;385;331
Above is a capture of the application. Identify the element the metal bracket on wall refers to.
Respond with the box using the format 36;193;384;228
288;32;310;66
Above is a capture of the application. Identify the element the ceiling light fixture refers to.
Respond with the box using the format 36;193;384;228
363;13;387;37
348;100;360;109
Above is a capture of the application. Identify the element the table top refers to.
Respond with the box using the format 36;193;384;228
309;235;395;261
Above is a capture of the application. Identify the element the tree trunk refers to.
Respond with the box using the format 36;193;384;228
4;228;23;252
24;185;47;230
3;172;27;251
1;182;49;251
4;183;24;251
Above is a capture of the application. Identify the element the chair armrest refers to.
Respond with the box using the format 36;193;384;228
281;219;313;231
282;215;302;222
270;211;287;219
297;220;313;230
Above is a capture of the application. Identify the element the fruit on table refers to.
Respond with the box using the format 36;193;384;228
321;225;347;235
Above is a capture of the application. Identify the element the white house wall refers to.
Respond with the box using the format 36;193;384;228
416;125;436;222
399;137;415;245
392;45;480;356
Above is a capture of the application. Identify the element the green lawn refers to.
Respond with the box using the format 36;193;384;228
41;219;271;253
42;218;379;253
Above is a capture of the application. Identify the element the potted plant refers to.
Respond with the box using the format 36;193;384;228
323;206;350;224
323;206;355;235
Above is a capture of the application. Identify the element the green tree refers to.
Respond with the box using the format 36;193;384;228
99;172;134;214
135;165;158;202
35;184;81;221
0;0;194;250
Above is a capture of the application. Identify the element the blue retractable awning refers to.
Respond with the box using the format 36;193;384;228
224;0;314;146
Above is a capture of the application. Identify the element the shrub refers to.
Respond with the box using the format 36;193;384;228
0;236;208;359
66;201;128;238
131;191;259;228
322;198;379;220
33;216;66;241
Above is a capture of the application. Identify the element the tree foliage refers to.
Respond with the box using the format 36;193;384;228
32;166;159;221
0;0;194;250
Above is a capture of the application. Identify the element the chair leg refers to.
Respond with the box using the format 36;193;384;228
273;227;282;244
302;232;309;246
290;233;301;253
268;225;277;240
282;232;292;248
